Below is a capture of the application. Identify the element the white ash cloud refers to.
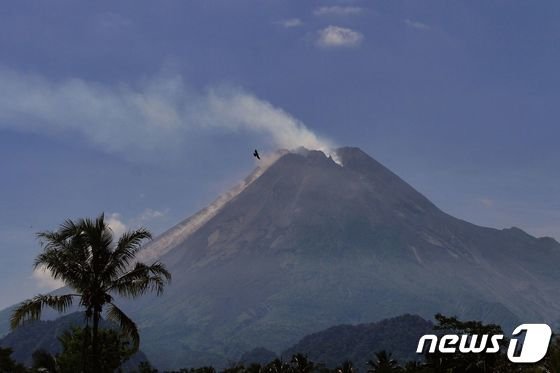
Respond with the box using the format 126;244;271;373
0;67;334;160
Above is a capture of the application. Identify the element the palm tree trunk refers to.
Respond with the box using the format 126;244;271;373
82;310;91;373
92;307;100;372
82;325;89;373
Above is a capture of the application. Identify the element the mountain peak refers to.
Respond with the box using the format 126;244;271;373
335;146;370;158
335;146;397;174
114;145;560;370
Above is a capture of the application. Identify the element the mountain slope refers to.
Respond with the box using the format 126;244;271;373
125;147;560;369
2;147;560;370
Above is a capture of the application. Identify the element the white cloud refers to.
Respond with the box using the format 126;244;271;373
404;19;430;30
32;266;65;290
0;67;334;160
478;198;495;208
137;208;167;222
314;6;363;16
107;213;128;237
131;208;169;229
277;18;303;28
106;209;168;237
316;26;363;48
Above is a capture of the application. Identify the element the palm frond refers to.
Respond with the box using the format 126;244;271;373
35;214;118;290
37;218;82;246
35;219;93;284
103;228;152;279
10;294;76;329
77;214;114;274
106;303;140;351
107;261;171;298
33;241;88;290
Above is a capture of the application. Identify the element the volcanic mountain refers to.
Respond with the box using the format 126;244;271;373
3;147;560;370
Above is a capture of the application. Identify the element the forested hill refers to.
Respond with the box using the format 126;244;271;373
280;314;432;369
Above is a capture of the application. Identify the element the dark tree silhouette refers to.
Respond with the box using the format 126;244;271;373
291;353;315;373
264;358;292;373
425;314;511;373
10;214;171;371
31;349;57;372
0;347;26;373
336;360;354;373
367;351;401;373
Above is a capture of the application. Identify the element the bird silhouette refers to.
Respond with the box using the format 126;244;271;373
253;149;260;160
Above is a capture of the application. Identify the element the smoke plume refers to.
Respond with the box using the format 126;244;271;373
0;67;334;160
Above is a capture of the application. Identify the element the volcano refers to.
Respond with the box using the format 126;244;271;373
4;147;560;370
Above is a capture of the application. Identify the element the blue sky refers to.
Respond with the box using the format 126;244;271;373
1;0;560;308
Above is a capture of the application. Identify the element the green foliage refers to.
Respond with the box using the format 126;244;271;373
423;314;512;373
290;354;316;373
335;360;354;373
0;347;26;373
31;349;57;372
433;313;505;337
56;326;135;373
137;361;159;373
367;351;402;373
263;358;291;373
164;347;557;373
223;364;246;373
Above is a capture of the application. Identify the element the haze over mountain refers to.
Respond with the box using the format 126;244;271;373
2;147;560;370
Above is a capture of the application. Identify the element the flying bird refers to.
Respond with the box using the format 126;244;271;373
253;149;260;160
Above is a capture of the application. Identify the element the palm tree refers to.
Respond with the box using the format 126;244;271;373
367;351;402;373
543;336;560;373
10;214;171;371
